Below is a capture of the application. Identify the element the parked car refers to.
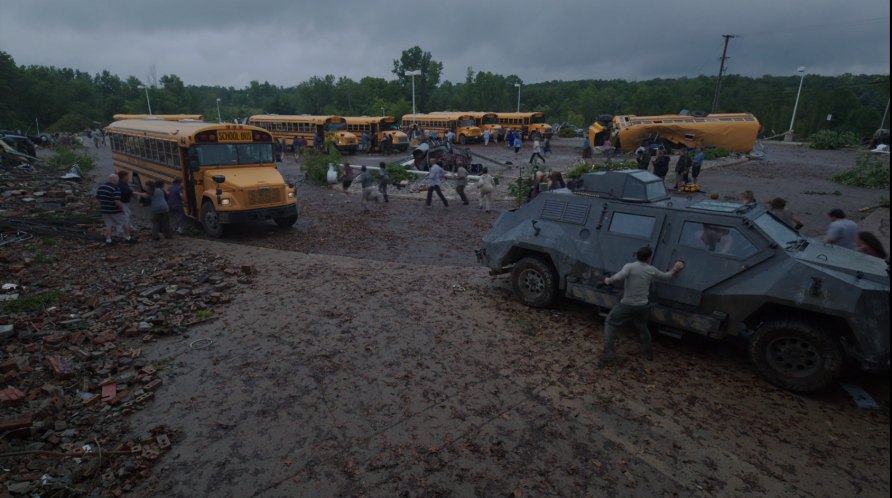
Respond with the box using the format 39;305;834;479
477;169;890;393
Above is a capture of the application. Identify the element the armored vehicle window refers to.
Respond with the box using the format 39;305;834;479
609;212;656;238
755;213;800;245
680;222;757;257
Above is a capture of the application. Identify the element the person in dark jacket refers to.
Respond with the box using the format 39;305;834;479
651;150;670;185
675;149;693;190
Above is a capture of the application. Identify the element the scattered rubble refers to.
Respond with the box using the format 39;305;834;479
0;161;251;496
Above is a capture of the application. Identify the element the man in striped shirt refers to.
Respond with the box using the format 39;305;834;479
96;174;135;246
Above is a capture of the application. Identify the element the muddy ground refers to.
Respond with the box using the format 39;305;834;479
81;138;890;497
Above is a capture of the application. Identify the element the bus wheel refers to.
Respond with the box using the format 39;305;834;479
274;214;297;228
201;201;225;238
459;135;467;145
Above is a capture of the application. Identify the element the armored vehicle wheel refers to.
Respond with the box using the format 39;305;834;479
274;214;297;228
511;256;557;308
201;201;225;238
749;320;843;393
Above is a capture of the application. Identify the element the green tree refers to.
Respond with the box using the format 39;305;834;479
392;46;443;113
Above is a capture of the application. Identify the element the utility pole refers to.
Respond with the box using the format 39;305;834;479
711;34;736;114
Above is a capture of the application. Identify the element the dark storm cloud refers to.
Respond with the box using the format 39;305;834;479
0;0;887;87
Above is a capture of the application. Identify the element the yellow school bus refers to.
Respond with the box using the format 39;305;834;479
469;112;501;136
106;119;297;237
247;114;358;154
112;114;205;121
605;113;762;153
344;116;410;152
494;112;552;140
401;112;482;144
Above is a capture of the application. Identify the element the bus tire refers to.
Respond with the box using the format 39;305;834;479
274;214;298;228
459;135;467;145
201;201;225;238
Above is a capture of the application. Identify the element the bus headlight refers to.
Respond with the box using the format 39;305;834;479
220;198;232;206
287;191;295;198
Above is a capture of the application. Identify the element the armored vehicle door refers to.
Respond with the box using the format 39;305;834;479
597;206;667;273
651;214;772;306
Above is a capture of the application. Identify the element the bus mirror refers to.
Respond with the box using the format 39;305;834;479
211;175;226;184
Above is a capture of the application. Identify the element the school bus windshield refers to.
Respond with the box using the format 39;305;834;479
324;122;347;132
457;118;476;127
530;115;546;124
195;143;274;166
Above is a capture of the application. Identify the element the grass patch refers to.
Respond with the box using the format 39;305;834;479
2;289;63;314
194;309;214;320
809;130;859;150
832;153;890;188
45;148;95;174
702;147;730;160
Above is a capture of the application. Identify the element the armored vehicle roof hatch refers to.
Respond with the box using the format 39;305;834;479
578;169;669;203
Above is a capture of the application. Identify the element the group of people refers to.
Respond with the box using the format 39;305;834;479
825;208;887;259
336;158;497;212
634;146;704;189
96;171;185;245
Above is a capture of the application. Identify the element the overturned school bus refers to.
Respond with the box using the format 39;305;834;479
477;169;889;393
589;113;761;153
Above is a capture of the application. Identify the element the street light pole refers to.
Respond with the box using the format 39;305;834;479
514;83;521;112
216;98;222;123
381;106;385;117
786;67;806;142
406;70;421;125
138;85;152;115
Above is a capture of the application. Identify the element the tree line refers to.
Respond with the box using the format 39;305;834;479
1;47;888;140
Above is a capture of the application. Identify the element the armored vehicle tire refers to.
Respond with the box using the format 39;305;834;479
274;214;298;228
749;320;844;393
511;256;558;308
201;201;225;238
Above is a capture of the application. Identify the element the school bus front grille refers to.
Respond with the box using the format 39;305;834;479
247;187;284;206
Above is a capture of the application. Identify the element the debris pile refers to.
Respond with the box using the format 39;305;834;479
0;163;93;222
1;163;251;495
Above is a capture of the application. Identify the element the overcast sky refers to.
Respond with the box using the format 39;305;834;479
1;0;888;88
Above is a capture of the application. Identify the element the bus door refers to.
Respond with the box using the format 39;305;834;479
181;147;199;217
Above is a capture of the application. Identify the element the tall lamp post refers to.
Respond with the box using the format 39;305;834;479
137;85;152;115
785;67;806;142
381;106;385;117
514;83;521;112
406;70;421;125
216;98;222;123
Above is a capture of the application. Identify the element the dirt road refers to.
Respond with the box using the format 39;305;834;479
82;138;888;497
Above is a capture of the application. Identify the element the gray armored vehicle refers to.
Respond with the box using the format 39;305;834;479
477;170;889;392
